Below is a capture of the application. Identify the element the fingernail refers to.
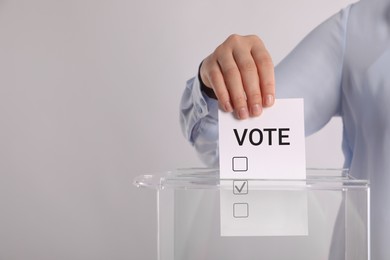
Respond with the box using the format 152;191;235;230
238;107;249;119
251;104;262;116
224;101;233;112
264;94;274;107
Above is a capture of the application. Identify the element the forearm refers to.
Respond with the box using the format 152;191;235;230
179;76;219;167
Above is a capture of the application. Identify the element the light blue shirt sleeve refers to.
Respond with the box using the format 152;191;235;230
275;6;350;136
180;76;220;167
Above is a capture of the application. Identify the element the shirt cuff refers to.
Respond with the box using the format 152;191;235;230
192;76;219;121
198;64;218;99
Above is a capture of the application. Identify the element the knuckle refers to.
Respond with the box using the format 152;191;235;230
223;66;239;78
202;54;214;66
214;44;226;56
231;95;247;106
216;92;230;103
226;34;243;45
227;33;240;41
256;51;273;64
208;68;221;83
248;92;262;102
240;60;257;72
247;34;262;43
261;81;275;91
263;57;274;67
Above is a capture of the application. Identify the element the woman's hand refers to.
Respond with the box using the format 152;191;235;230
200;34;275;119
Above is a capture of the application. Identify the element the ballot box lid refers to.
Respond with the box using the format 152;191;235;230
133;168;369;191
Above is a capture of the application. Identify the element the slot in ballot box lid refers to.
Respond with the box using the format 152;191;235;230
133;168;369;190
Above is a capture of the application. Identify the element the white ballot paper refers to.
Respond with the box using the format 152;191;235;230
219;98;308;236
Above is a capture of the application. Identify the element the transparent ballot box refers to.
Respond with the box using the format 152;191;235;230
133;168;370;260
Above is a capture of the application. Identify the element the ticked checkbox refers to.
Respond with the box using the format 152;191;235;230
232;157;248;172
233;180;248;195
233;203;249;218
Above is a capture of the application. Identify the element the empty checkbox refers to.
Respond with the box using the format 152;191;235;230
232;157;248;172
233;203;249;218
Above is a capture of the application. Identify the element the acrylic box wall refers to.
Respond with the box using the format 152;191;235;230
135;169;370;260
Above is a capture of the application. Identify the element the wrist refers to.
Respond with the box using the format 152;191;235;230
198;62;217;99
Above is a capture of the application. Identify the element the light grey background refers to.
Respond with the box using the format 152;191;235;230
0;0;355;259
